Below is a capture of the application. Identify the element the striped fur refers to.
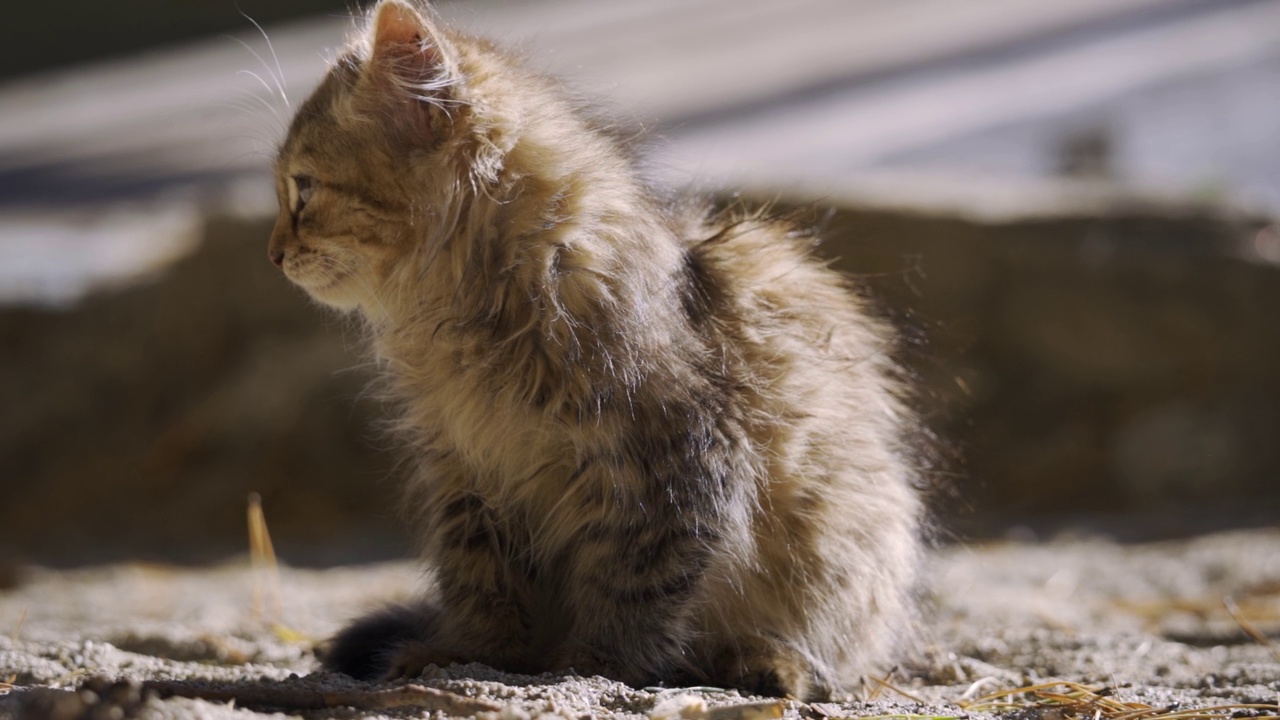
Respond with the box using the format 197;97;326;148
269;0;924;700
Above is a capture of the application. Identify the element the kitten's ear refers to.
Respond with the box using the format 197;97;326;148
361;1;459;142
372;0;426;49
369;0;455;75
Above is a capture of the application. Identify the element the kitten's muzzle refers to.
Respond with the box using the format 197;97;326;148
268;215;293;269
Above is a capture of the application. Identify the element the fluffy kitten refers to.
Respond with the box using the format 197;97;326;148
268;0;923;700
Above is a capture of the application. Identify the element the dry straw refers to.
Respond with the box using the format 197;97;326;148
247;492;283;624
959;680;1280;720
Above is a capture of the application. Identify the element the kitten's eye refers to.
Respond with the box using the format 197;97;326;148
291;175;317;213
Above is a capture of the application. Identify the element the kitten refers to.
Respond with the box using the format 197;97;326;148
268;0;923;701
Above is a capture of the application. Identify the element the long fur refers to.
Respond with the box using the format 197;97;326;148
267;0;924;700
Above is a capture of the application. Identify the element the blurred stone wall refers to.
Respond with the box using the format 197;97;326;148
0;218;398;567
1;199;1275;566
816;200;1279;537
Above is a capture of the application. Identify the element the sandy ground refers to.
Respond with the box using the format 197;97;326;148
1;529;1278;719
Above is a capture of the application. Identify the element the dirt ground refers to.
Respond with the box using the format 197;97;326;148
1;529;1278;719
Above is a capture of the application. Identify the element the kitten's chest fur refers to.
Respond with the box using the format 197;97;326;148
376;315;622;554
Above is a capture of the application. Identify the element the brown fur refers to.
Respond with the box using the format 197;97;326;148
269;0;923;700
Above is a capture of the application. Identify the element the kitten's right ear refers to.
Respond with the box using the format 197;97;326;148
357;0;459;146
364;0;459;94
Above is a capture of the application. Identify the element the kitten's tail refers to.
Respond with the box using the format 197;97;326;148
318;602;441;680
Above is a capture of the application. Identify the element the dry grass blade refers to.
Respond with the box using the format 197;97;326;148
1110;706;1168;720
247;492;283;623
1224;596;1280;663
961;679;1097;709
865;670;926;704
959;681;1280;720
959;677;1001;702
10;607;26;642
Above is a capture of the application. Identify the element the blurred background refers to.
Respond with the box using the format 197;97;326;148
1;0;1277;567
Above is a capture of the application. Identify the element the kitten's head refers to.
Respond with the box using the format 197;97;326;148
267;0;511;313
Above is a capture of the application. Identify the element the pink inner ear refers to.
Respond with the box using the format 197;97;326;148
373;1;430;56
368;0;452;91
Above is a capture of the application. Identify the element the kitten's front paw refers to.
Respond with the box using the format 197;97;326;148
717;646;825;701
549;641;601;674
385;641;460;680
549;642;667;688
736;662;809;700
549;641;628;680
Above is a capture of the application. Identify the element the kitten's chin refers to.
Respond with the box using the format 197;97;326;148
288;270;362;311
307;288;362;312
302;282;363;312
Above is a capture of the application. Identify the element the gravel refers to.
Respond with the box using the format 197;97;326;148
2;529;1278;719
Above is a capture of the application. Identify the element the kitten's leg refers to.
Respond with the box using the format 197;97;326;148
562;543;828;701
708;639;828;701
389;489;534;678
550;430;829;700
549;447;730;687
551;520;711;685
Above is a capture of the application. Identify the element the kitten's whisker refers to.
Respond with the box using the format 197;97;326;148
225;146;278;164
219;93;286;130
229;89;285;118
230;39;289;110
238;9;291;109
236;69;286;110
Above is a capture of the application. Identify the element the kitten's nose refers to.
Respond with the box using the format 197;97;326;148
269;249;285;267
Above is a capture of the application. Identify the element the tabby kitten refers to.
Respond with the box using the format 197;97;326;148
268;0;923;700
